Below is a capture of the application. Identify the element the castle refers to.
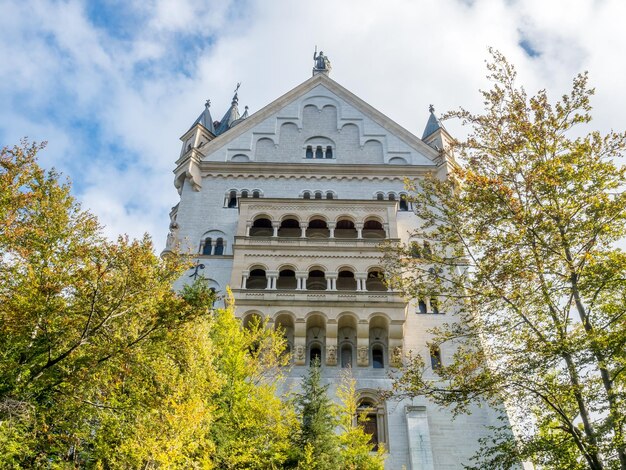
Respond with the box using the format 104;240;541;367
164;52;505;469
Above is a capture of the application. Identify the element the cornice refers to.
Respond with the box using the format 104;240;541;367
199;162;435;180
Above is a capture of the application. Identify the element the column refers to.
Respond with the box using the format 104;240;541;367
326;272;338;291
245;221;252;236
328;221;336;238
241;270;249;289
355;273;367;292
326;321;338;366
293;319;307;366
272;221;280;237
383;223;390;238
355;222;363;239
357;320;369;367
296;272;308;290
300;222;308;238
267;271;278;290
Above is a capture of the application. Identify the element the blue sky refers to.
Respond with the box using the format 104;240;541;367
2;0;625;250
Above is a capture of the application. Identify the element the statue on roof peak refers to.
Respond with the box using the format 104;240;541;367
313;47;331;74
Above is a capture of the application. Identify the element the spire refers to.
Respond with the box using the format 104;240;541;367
422;104;445;140
215;83;242;135
312;47;331;76
189;98;215;134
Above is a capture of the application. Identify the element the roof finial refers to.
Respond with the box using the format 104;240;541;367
205;99;211;108
312;46;331;76
429;104;435;113
232;83;241;104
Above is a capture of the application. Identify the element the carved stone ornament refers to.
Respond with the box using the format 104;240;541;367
326;345;337;365
391;346;403;367
295;345;305;363
357;346;368;367
165;224;180;251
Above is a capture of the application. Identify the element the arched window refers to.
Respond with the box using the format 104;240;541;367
372;346;384;369
431;297;440;314
276;269;297;290
314;191;322;200
326;192;334;200
227;190;238;208
326;146;333;159
388;194;396;201
335;219;357;238
310;346;322;365
337;269;356;290
363;220;385;239
341;345;353;368
241;190;249;199
252;190;260;198
418;299;428;314
399;195;409;211
278;218;300;237
303;191;311;199
357;399;382;451
315;146;323;159
366;270;387;291
214;238;224;255
250;218;272;236
430;346;442;371
306;146;313;159
202;237;212;255
307;219;329;238
247;269;267;289
307;269;326;290
376;193;384;201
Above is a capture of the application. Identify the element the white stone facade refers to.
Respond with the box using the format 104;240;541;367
166;71;507;469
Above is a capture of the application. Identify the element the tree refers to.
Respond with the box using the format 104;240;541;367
0;141;296;468
336;371;385;470
293;358;342;469
385;51;626;469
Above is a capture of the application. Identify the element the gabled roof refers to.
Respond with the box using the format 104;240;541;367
195;72;440;161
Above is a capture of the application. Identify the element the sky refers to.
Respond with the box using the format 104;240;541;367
2;0;625;252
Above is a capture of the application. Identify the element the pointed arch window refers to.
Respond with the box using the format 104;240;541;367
418;299;428;314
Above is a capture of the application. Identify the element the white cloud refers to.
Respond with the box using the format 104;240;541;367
1;0;625;251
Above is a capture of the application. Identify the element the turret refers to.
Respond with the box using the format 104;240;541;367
179;99;216;158
421;105;458;176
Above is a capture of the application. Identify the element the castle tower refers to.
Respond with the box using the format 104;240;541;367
165;52;505;469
